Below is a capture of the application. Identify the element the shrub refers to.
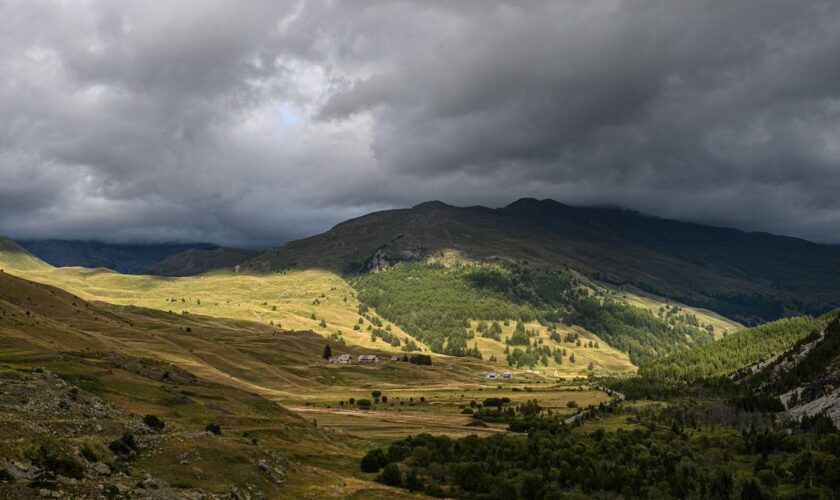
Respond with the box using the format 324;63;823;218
387;444;411;463
404;467;424;491
30;444;84;480
108;432;137;457
361;448;388;473
80;446;98;463
483;397;504;409
409;354;433;366
756;469;778;487
143;414;165;431
378;463;402;486
205;423;222;435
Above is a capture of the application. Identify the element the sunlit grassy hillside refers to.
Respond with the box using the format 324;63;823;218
0;236;52;271
0;244;426;353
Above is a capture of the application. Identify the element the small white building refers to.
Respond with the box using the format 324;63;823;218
485;372;497;379
390;355;401;363
358;354;379;364
502;371;513;379
329;354;352;364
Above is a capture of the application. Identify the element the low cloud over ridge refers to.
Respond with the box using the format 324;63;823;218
2;0;840;247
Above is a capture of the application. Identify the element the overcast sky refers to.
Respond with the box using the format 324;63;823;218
2;0;840;248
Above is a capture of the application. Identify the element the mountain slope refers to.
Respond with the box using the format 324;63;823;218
0;236;52;271
0;267;486;398
244;199;840;324
0;268;464;497
144;247;259;276
351;259;711;366
17;239;219;274
641;313;836;382
719;317;840;425
0;243;428;356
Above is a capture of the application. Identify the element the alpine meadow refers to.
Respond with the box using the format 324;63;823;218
3;1;840;499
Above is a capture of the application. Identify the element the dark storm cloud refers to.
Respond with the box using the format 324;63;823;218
1;0;840;246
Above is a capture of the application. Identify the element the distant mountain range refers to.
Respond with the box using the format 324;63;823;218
242;198;840;325
17;240;221;274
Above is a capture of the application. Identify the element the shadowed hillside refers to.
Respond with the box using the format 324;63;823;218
244;199;840;324
17;239;220;274
145;247;259;276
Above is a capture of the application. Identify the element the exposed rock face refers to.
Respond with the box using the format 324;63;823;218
740;318;840;426
784;389;840;426
0;368;123;422
364;245;430;272
104;353;199;385
255;452;291;484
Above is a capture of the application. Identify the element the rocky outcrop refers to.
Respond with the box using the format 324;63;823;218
784;388;840;426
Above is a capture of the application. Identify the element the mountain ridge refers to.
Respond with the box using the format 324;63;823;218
243;198;840;325
17;239;220;274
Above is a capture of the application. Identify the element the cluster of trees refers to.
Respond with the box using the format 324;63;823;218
408;354;432;365
507;321;537;346
370;327;401;347
353;262;537;356
657;304;702;328
476;320;503;341
361;404;840;499
505;345;553;368
470;398;543;423
354;260;702;364
640;314;830;382
344;392;426;410
565;295;712;365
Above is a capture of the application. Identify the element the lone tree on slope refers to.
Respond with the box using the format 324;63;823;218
322;344;332;359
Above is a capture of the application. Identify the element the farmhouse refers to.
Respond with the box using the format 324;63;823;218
358;354;379;364
329;354;352;364
485;372;497;379
390;355;400;363
502;371;513;379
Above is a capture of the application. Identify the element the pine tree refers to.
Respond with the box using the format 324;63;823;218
322;344;332;359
